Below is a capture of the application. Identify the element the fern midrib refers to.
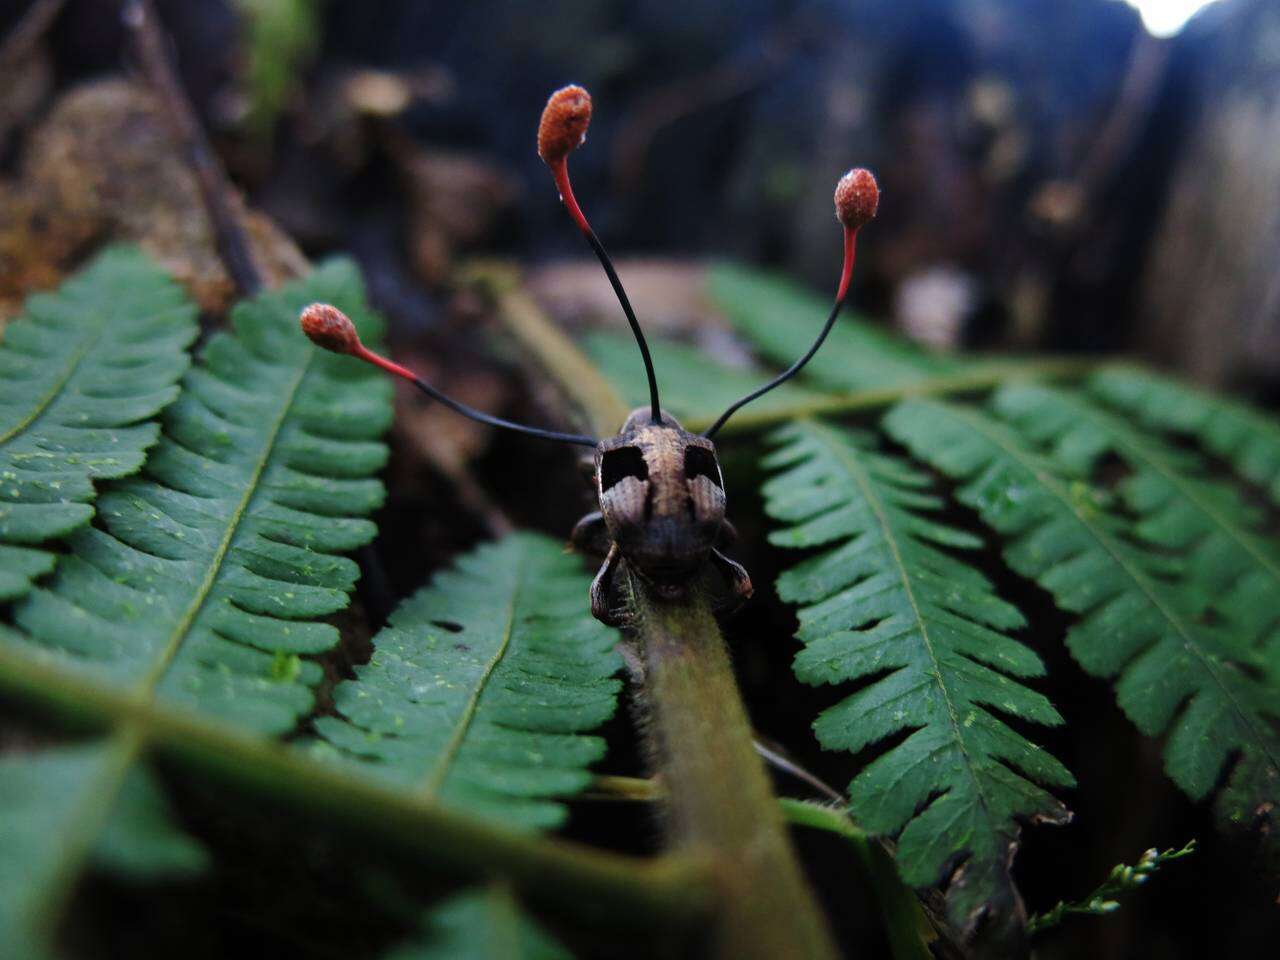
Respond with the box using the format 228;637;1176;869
951;405;1280;776
804;420;999;821
134;356;313;696
418;546;526;799
0;332;97;447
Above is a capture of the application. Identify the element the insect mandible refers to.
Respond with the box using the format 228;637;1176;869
299;85;878;625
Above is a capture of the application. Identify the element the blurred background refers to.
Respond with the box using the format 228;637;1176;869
4;0;1279;395
2;1;1279;958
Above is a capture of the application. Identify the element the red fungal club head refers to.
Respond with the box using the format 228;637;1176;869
300;303;360;355
537;85;592;165
834;168;879;231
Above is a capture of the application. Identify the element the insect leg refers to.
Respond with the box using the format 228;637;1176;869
570;511;611;555
589;543;624;626
709;548;753;614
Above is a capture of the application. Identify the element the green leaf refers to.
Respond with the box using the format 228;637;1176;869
315;533;623;831
93;764;209;878
884;399;1280;849
993;382;1280;643
706;263;954;391
383;886;572;960
10;258;391;732
0;247;197;601
761;419;1071;929
1091;367;1280;507
582;330;823;426
0;260;391;956
0;740;204;960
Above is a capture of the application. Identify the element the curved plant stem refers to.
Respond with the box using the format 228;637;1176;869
624;573;840;959
0;643;715;935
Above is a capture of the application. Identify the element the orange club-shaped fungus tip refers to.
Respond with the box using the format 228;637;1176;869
834;168;879;231
537;85;592;165
300;302;361;355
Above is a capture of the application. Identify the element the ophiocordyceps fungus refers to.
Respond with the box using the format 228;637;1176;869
701;167;878;438
298;84;876;632
298;302;597;447
537;85;663;425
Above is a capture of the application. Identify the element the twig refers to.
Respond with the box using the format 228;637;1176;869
122;0;263;298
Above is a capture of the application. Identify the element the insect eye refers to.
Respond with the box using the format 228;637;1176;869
684;446;722;489
600;445;649;491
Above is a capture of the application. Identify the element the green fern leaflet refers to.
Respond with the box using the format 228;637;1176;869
1091;367;1280;507
884;399;1280;852
0;248;197;601
0;259;391;957
383;886;571;960
762;419;1072;927
993;382;1280;644
316;533;623;830
10;259;391;730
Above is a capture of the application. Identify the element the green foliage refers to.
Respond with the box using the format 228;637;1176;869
1028;840;1196;935
706;263;955;391
583;330;822;425
0;741;205;960
384;886;572;960
884;399;1280;845
9;259;391;731
1092;367;1280;506
316;533;622;830
0;248;197;601
235;0;322;136
761;419;1072;927
0;259;391;957
993;382;1280;642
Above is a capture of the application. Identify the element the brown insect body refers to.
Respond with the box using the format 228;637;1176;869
572;410;749;624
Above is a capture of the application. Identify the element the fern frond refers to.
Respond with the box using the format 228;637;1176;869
884;399;1280;846
8;259;391;731
583;330;822;424
0;741;205;960
761;419;1072;926
0;260;392;956
383;886;571;960
0;247;197;601
707;263;954;391
993;382;1280;643
1091;367;1280;507
315;533;622;830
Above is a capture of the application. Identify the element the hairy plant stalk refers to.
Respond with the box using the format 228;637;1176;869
625;572;840;959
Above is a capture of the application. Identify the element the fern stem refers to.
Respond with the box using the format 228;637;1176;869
625;573;840;959
0;644;715;935
468;262;633;437
778;801;934;960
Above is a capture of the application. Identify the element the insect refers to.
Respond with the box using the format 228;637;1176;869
300;85;878;625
